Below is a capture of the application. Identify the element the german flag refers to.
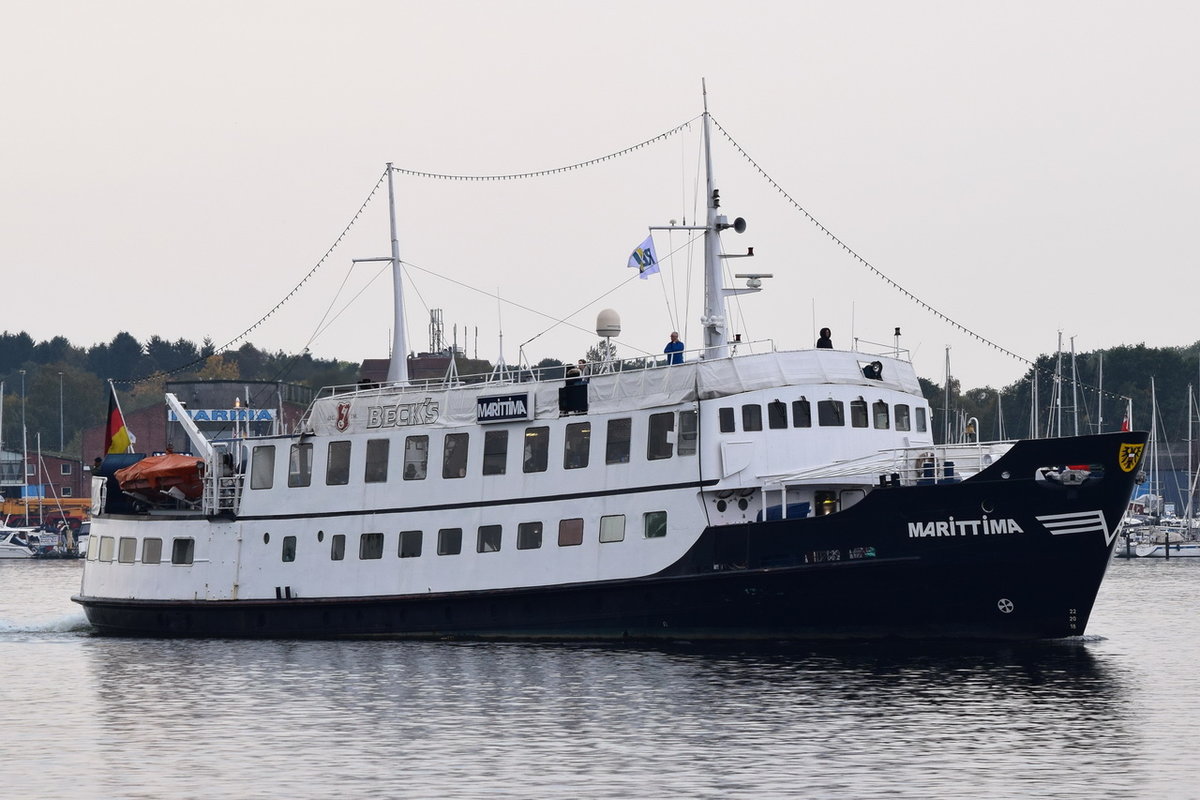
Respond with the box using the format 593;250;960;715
104;382;135;454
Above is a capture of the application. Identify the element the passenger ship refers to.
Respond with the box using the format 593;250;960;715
75;107;1147;640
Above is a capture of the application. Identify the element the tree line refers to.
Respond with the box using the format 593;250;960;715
4;328;1198;460
1;330;358;458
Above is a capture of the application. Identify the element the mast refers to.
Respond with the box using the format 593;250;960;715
1070;335;1079;436
385;163;409;384
700;87;727;360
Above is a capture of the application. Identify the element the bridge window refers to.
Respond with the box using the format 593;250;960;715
719;407;735;432
916;407;929;432
793;398;812;428
767;401;788;429
895;404;911;431
850;398;869;428
818;399;845;427
118;537;136;563
742;404;763;431
873;400;890;430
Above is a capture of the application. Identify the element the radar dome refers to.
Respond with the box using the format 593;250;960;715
596;309;621;338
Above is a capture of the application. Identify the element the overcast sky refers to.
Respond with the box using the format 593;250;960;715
3;1;1197;390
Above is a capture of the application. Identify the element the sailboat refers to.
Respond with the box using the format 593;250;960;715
74;95;1147;640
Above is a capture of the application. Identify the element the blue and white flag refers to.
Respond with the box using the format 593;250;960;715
627;235;659;279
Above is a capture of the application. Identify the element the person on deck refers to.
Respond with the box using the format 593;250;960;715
817;328;833;349
664;332;684;365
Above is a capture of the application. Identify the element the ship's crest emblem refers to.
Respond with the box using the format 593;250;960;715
335;401;352;432
1118;442;1144;473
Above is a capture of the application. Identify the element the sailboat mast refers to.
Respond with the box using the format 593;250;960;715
385;163;409;384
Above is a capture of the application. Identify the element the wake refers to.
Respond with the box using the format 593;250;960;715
0;611;93;635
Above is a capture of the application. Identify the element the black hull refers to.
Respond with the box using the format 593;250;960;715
75;431;1146;641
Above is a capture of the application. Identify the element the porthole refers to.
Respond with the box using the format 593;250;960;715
1001;471;1011;480
737;498;749;511
716;500;727;512
981;500;994;514
263;532;270;544
317;530;325;542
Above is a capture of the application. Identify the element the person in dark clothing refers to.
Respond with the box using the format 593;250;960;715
664;332;684;364
817;328;833;349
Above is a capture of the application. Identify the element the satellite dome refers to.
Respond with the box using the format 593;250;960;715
596;309;621;338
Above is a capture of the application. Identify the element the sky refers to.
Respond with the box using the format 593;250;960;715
3;1;1197;390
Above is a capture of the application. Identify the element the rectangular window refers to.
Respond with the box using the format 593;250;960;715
61;487;73;497
517;521;543;550
288;443;313;487
171;538;194;565
850;398;869;428
477;524;502;553
647;412;674;460
523;427;549;473
818;399;845;427
916;407;928;432
399;530;422;558
767;401;788;429
719;407;735;433
326;440;351;485
895;404;912;431
60;463;72;475
99;536;115;562
792;398;812;428
118;537;137;563
644;510;667;538
142;537;162;564
678;410;698;456
330;534;346;561
282;535;297;563
437;528;462;556
742;404;763;432
564;422;590;469
599;515;625;543
365;439;389;483
404;435;428;480
443;433;469;479
605;418;632;464
483;430;508;475
558;518;584;547
359;533;384;560
873;400;890;430
251;445;276;489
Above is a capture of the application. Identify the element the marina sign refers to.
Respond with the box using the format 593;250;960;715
168;409;275;422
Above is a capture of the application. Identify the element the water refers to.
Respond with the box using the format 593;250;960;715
3;560;1199;799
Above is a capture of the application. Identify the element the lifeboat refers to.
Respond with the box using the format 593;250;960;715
115;454;205;504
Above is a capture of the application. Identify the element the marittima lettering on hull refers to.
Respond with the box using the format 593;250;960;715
74;91;1147;640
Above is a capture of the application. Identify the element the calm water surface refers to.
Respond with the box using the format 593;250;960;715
2;559;1198;799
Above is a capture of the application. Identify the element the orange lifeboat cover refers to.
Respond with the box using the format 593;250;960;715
115;454;206;500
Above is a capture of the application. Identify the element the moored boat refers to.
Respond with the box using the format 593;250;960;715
74;100;1148;640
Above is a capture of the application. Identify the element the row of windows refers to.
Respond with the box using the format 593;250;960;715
250;411;698;490
92;535;194;565
719;399;928;433
90;512;668;566
281;512;667;561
